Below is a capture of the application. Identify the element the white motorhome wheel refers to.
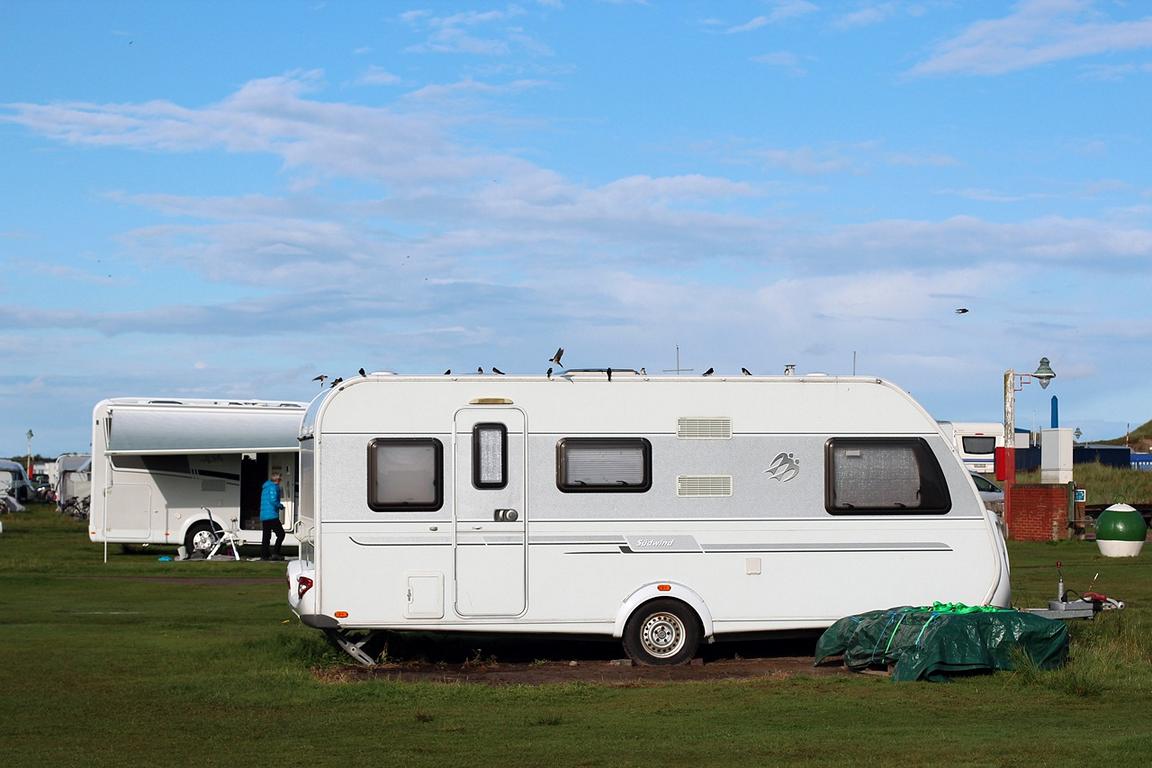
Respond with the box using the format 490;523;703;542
622;599;700;666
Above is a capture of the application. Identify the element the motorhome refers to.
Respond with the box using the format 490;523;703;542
937;421;1030;474
289;371;1011;666
89;398;306;554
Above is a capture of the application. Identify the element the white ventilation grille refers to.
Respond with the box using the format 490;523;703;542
677;417;732;439
677;475;733;497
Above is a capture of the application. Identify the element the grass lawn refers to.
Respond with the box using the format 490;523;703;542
2;504;1151;767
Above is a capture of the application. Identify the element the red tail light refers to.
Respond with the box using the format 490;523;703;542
297;575;314;600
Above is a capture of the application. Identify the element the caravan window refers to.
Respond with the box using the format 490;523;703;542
472;423;508;490
556;438;651;493
367;438;443;512
825;438;950;515
962;436;996;455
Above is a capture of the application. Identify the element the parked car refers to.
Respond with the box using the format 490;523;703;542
970;472;1004;509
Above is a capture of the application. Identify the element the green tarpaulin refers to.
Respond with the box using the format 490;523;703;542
814;602;1069;682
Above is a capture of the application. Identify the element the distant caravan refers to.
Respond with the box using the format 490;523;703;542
937;421;1029;475
288;371;1011;665
89;398;306;556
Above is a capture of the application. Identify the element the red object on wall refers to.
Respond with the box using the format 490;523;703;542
994;446;1007;481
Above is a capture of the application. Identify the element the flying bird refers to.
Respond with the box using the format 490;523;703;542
311;374;328;387
741;367;752;376
549;347;565;366
702;367;714;377
329;377;343;387
955;308;969;314
546;367;553;379
492;367;505;375
358;367;367;377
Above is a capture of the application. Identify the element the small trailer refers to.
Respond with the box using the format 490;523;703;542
89;398;306;555
289;371;1011;665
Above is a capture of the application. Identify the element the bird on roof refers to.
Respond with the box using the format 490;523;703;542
477;366;484;375
329;377;343;387
702;367;714;376
443;369;451;375
607;367;613;382
492;367;505;375
358;367;367;377
546;367;553;379
741;367;752;376
311;374;328;387
955;308;969;314
640;368;646;376
549;347;565;366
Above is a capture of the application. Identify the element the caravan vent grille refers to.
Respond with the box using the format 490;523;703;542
677;475;733;497
677;417;732;439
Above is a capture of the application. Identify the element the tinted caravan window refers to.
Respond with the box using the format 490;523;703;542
557;438;651;493
826;438;950;515
368;438;443;511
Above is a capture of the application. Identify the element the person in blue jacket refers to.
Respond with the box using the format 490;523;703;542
260;472;286;561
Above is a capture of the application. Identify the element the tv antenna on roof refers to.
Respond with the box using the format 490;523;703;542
662;345;694;376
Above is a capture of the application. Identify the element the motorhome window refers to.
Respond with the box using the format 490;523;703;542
962;436;996;455
825;438;950;515
472;423;508;490
109;454;192;475
367;438;443;511
556;438;651;493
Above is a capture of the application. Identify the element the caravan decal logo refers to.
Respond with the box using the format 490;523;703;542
764;452;800;483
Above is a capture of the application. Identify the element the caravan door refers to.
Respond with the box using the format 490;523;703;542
453;408;527;617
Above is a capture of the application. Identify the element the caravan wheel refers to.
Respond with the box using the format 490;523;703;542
185;521;222;553
622;599;700;666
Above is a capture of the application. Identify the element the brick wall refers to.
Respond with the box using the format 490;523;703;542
1008;483;1072;542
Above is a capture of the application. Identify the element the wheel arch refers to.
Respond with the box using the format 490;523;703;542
612;582;714;639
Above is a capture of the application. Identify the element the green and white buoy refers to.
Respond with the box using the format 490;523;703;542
1095;503;1147;557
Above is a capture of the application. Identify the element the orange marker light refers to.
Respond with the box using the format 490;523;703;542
657;584;671;592
335;610;349;618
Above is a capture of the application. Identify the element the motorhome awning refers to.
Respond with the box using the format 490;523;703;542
105;405;305;454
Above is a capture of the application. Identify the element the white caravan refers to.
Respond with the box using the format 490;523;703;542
89;398;306;554
0;459;33;503
55;453;92;508
288;371;1011;665
937;421;1030;474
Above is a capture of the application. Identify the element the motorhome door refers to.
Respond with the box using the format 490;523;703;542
453;408;526;617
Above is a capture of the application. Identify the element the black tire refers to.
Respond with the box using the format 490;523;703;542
622;598;700;666
184;520;223;553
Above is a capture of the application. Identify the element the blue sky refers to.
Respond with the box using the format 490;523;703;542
2;0;1151;457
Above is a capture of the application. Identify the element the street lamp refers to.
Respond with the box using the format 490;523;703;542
26;430;34;478
1003;357;1055;533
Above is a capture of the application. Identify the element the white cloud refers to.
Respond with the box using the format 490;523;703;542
725;1;818;33
834;2;899;29
358;66;401;85
909;0;1152;76
751;51;808;75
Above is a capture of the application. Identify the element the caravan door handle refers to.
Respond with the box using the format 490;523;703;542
494;509;519;522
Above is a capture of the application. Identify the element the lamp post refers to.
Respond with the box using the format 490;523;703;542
26;430;34;478
1003;357;1055;534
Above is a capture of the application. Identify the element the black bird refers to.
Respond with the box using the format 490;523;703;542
607;367;612;382
358;367;367;377
702;367;714;376
311;374;328;387
492;367;505;375
443;369;451;375
477;366;484;375
955;308;969;314
741;367;752;376
549;347;565;366
329;377;343;387
546;367;553;379
640;367;646;376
